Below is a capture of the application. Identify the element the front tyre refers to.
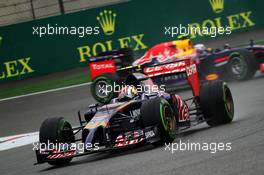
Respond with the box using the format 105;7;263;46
39;117;75;166
141;97;176;145
200;80;234;126
227;50;257;81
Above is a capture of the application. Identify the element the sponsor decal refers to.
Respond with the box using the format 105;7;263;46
114;130;144;148
91;62;115;70
47;151;76;159
186;64;197;76
205;73;219;81
78;34;147;63
77;10;148;63
144;61;186;77
145;130;155;139
97;10;117;36
0;57;34;79
89;59;116;79
179;0;255;39
209;0;224;14
186;10;255;39
0;36;34;80
134;41;180;65
174;95;190;122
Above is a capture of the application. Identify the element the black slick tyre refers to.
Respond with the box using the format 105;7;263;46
200;80;234;126
141;97;177;145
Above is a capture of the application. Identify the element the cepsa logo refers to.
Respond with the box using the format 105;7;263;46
144;61;186;77
0;36;34;80
77;10;148;63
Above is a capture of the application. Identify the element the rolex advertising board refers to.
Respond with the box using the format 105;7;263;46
0;0;263;83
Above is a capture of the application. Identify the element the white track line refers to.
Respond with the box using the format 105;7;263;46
0;82;92;102
0;127;79;151
0;132;39;151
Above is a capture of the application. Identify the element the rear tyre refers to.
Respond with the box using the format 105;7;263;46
200;80;234;126
141;97;176;145
227;50;257;81
39;117;75;166
91;74;121;104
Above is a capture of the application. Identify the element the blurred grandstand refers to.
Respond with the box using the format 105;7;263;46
0;0;125;26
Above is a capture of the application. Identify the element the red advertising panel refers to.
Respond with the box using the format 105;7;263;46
89;60;116;80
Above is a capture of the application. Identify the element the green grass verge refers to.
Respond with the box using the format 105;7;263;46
255;40;264;44
0;72;91;99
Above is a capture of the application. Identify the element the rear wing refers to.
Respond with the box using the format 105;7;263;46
89;48;133;80
88;49;200;96
90;57;200;96
89;55;119;80
117;59;200;96
141;59;200;97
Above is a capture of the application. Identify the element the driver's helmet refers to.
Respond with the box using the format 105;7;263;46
224;43;231;49
126;85;138;99
194;44;206;53
119;85;138;100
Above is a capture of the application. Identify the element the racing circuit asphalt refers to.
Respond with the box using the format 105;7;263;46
1;73;264;175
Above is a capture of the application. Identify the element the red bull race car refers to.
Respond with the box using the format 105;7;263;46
89;39;264;104
35;58;234;166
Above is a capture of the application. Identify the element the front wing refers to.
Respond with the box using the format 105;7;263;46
35;126;159;165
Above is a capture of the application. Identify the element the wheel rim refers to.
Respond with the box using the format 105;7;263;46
162;105;176;137
230;57;245;78
224;86;234;119
58;120;74;143
95;80;111;98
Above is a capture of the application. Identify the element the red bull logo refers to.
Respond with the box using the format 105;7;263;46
134;41;179;65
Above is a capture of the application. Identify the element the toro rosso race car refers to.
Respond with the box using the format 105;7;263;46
89;38;264;104
35;59;234;166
